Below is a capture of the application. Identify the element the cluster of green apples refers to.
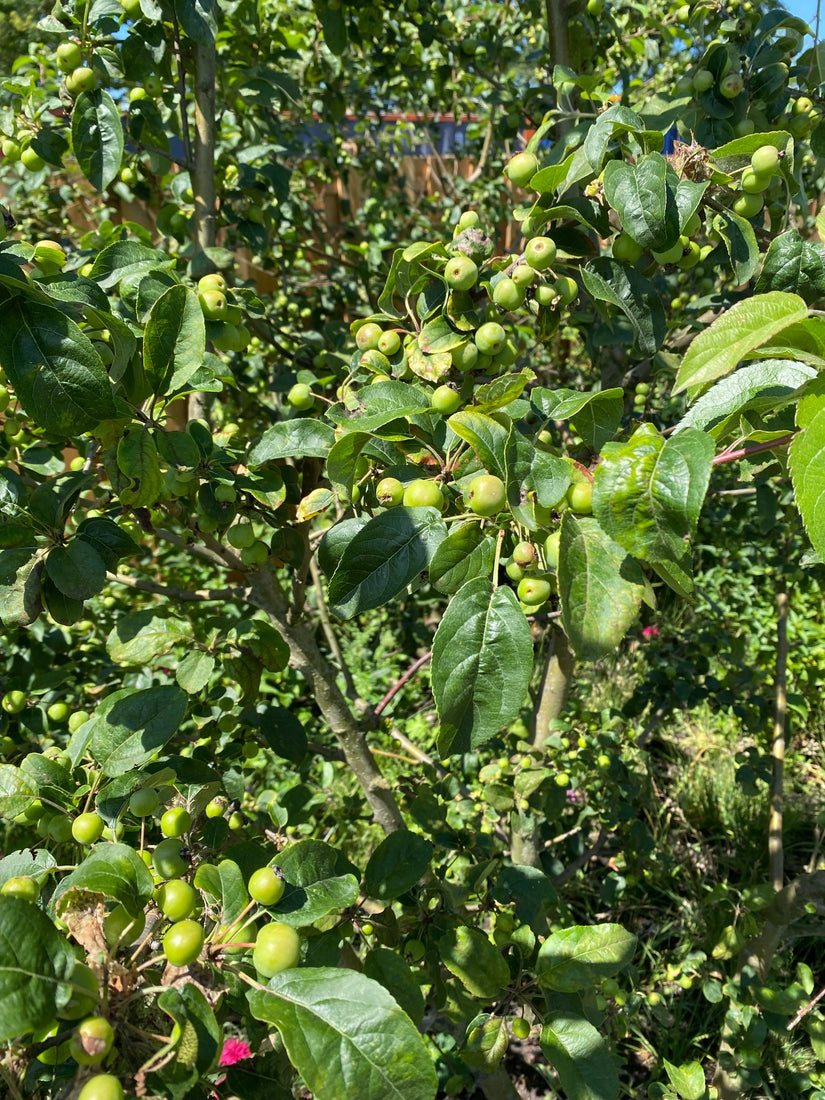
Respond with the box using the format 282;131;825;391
196;272;252;353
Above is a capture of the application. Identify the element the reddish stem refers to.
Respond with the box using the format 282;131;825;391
712;433;794;466
373;652;432;719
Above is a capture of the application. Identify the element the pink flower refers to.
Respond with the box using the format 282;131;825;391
219;1038;252;1067
641;625;659;639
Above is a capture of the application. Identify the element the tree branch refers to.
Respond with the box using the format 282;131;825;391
106;572;245;603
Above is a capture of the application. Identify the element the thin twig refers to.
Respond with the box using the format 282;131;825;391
769;589;789;891
712;434;794;466
107;572;245;603
373;652;432;719
787;983;825;1030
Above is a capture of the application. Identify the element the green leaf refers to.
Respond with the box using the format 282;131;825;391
89;240;172;291
176;650;215;693
248;420;336;466
77;516;140;570
143;284;206;397
540;1015;620;1100
51;843;154;919
712;208;759;285
581;259;666;357
675;360;816;440
71;89;124;191
0;764;38;819
0;550;43;627
440;924;510;999
173;0;217;45
462;1015;509;1071
0;897;74;1041
363;948;424;1025
326;431;369;503
87;685;188;776
44;540;106;601
429;523;496;595
558;515;645;661
117;428;163;507
158;983;221;1075
673;292;809;396
602;151;679;252
271;840;360;926
593;423;714;570
532;387;624;452
0;297;116;434
432;576;533;755
584;105;645;173
243;704;308;761
317;0;348;54
329;508;447;619
447;410;510;481
418;315;467;354
107;610;190;665
790;405;825;561
248;969;437;1100
0;849;56;887
473;368;534;412
755;229;825;304
327;381;430;435
194;860;249;927
363;832;433;901
537;924;637;992
663;1059;708;1100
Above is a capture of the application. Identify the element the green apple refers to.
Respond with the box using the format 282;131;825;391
160;807;192;838
153;838;188;879
444;254;478;291
567;480;593;513
56;41;83;73
377;330;401;356
287;383;315;410
474;321;507;355
355;322;383;350
66;67;98;96
198;272;227;293
1;137;21;162
253;921;301;977
376;477;404;506
1;875;40;902
468;473;506;516
163;919;204;966
524;236;557;270
692;69;714;93
431;385;461;415
2;690;26;714
751;145;780;177
719;73;744;99
156;879;198;922
506;151;539;188
492;277;524;311
403;479;444;509
129;787;159;817
72;812;104;845
552;276;578;305
20;146;46;172
69;1016;114;1065
248;866;286;906
198;289;228;320
78;1075;125;1100
517;575;553;605
451;341;479;371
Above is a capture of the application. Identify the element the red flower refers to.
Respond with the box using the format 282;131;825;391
219;1038;252;1067
641;625;659;639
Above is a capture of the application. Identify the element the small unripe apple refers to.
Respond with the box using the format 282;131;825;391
377;330;401;356
506;151;539;188
355;322;383;350
552;276;578;305
287;383;315;410
719;73;744;99
444;254;478;291
468;473;507;517
451;341;479;371
566;480;593;514
198;289;228;320
70;1016;114;1065
1;875;40;902
402;479;444;510
474;321;507;355
56;42;83;73
66;67;98;96
248;866;286;906
78;1075;124;1100
20;146;46;172
376;477;404;506
692;69;713;93
750;145;780;177
431;385;461;415
493;276;524;311
198;272;227;293
524;236;557;270
517;575;553;606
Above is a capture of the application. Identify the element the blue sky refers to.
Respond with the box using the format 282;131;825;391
784;0;819;29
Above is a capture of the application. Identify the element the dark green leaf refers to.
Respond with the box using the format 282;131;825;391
143;284;206;397
602;152;679;251
87;685;188;776
0;298;116;434
44;540;106;601
429;523;496;595
755;230;825;304
540;1015;620;1100
433;577;533;754
439;925;510;999
712;208;759;285
537;924;637;991
107;610;190;665
248;420;336;466
71;89;124;191
329;508;447;619
364;832;433;901
0;897;74;1041
51;843;154;919
559;515;645;660
581;259;666;357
